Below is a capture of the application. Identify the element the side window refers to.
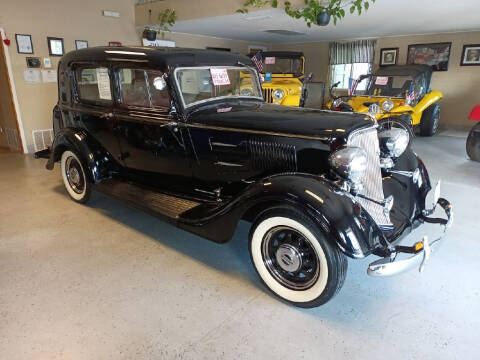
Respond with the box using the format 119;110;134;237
146;71;170;109
76;67;113;104
119;69;150;107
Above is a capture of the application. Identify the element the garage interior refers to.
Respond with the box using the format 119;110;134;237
1;0;479;359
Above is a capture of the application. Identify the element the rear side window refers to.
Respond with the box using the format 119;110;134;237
76;67;113;104
118;68;170;109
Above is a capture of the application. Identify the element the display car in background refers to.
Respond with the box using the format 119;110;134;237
466;105;480;162
328;65;442;136
36;47;452;307
254;51;310;107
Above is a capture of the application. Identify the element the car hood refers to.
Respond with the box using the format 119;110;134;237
187;100;374;142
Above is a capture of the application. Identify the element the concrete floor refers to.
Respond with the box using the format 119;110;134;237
1;134;480;360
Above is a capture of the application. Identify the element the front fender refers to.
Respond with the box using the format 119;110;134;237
414;90;442;113
179;174;384;258
47;128;118;183
469;105;480;121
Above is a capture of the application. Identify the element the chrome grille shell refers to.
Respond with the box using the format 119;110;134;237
347;127;393;229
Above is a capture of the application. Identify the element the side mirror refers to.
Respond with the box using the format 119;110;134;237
153;76;167;91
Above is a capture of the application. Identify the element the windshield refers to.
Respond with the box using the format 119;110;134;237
175;67;262;107
354;75;414;98
262;57;303;76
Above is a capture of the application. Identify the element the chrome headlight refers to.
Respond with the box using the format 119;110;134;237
329;147;368;184
382;100;394;112
368;103;381;117
332;98;343;108
378;127;410;158
272;89;284;100
241;88;253;96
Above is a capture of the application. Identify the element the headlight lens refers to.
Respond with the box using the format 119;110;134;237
368;103;381;117
329;147;368;184
382;100;394;112
273;89;285;100
332;98;343;108
378;127;410;158
240;88;253;96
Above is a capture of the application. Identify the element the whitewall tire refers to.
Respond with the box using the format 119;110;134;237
60;150;91;203
249;207;347;307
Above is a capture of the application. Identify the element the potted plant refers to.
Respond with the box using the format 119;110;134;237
142;8;177;41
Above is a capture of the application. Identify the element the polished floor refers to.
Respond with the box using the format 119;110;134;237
1;134;480;360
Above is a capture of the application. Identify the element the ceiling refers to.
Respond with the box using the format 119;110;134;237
169;0;480;43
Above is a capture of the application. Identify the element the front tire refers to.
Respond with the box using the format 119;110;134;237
249;207;347;308
466;123;480;162
60;150;91;203
420;103;440;136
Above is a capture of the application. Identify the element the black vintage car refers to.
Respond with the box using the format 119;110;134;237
36;47;452;307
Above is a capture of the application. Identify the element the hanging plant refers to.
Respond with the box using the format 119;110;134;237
237;0;375;26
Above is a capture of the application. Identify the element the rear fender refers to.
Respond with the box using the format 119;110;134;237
47;128;118;183
469;105;480;121
179;174;384;258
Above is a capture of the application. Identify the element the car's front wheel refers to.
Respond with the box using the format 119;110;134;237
249;207;347;308
466;122;480;162
420;103;440;136
60;150;91;203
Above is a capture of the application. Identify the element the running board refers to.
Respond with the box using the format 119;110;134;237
95;180;201;221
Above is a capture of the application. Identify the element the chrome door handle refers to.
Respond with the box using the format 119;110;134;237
101;112;114;119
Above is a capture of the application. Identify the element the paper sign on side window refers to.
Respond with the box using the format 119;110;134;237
265;57;276;65
96;68;112;100
375;76;389;86
210;68;230;86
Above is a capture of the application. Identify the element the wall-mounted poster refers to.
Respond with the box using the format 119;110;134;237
460;44;480;66
15;34;33;54
75;40;88;50
26;57;41;68
47;37;64;56
407;42;451;71
380;48;398;66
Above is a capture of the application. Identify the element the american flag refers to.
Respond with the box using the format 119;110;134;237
406;86;415;105
251;52;264;72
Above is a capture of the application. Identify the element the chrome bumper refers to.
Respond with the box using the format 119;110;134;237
367;185;453;277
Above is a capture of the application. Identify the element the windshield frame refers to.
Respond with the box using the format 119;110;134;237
173;65;264;109
260;56;304;77
352;74;415;99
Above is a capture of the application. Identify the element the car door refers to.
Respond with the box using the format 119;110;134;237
113;67;191;189
72;65;123;165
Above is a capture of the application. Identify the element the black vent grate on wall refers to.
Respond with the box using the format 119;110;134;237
248;140;297;172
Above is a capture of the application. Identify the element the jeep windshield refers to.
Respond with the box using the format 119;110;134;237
353;75;414;98
174;66;263;108
262;57;303;76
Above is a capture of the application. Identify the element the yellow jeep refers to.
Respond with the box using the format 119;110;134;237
257;51;308;107
328;65;442;136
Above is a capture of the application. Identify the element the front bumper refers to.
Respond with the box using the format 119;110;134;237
367;188;453;277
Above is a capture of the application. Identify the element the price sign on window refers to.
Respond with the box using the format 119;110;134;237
264;57;276;65
375;76;389;86
210;68;231;86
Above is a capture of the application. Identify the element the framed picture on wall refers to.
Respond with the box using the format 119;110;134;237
15;34;33;54
460;44;480;66
407;42;451;71
26;57;41;68
380;48;398;66
248;45;267;55
47;37;64;56
75;40;88;50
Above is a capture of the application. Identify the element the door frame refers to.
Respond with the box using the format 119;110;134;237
0;27;27;153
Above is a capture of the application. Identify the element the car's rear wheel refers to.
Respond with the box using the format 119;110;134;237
249;207;347;308
420;103;440;136
466;123;480;162
60;150;91;203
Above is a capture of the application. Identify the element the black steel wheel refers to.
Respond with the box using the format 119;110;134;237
249;207;347;308
60;150;91;203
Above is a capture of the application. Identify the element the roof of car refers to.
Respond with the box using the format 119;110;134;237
60;46;254;70
374;64;432;79
259;51;304;59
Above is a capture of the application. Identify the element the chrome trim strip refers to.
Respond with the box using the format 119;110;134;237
210;141;237;148
214;161;243;167
187;122;329;141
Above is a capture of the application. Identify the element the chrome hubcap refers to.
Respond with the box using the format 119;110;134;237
65;156;85;194
276;244;302;272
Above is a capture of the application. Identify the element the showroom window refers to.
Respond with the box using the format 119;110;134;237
75;67;113;104
330;62;371;90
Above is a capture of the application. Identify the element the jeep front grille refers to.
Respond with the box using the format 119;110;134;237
348;127;393;229
263;88;273;103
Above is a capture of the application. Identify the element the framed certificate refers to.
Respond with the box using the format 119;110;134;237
75;40;88;50
15;34;34;54
47;37;64;56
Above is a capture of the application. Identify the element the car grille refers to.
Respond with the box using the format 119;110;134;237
263;88;273;103
347;127;393;229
